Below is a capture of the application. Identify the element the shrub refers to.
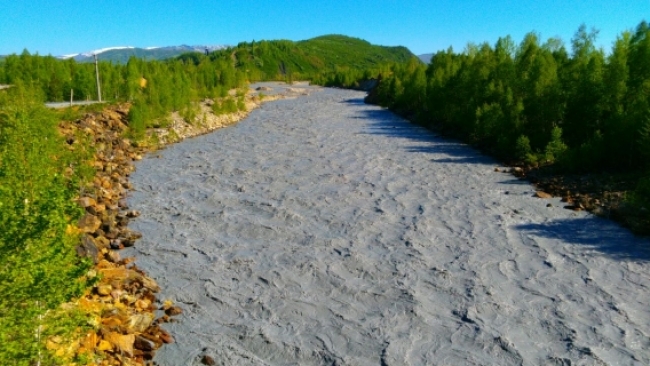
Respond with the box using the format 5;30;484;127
515;134;533;162
544;127;568;163
0;86;92;364
127;101;148;138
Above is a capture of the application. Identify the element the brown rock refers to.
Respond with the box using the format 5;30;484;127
101;316;123;328
135;299;152;311
159;331;174;344
126;313;155;333
134;335;156;352
534;191;553;199
106;250;121;263
106;332;135;357
99;267;130;281
95;235;110;249
78;213;102;233
78;197;97;208
81;331;98;351
165;306;183;316
140;276;160;292
105;228;120;240
120;230;142;247
87;203;106;216
97;339;112;351
76;235;101;263
110;239;123;249
201;355;216;365
96;284;112;296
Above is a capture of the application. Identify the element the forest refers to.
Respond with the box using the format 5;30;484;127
358;22;650;226
0;35;410;136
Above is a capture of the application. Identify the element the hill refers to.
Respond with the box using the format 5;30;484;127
204;35;415;80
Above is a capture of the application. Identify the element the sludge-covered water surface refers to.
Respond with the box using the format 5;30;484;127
126;86;650;365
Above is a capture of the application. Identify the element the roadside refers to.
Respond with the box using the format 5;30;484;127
46;101;106;109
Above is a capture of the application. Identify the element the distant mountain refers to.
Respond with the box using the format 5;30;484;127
418;53;433;64
58;45;228;63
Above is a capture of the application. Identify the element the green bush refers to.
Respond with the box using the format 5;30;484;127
544;127;568;163
212;97;239;116
127;101;148;138
0;86;92;364
630;175;650;209
515;135;533;162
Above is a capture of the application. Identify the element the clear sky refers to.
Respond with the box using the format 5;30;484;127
1;1;648;57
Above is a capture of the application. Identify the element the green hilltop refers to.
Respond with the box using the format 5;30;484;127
179;35;415;81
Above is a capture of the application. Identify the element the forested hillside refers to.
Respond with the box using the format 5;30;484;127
191;35;413;82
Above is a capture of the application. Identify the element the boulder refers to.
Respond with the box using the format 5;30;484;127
106;332;135;357
78;213;102;233
134;335;156;352
76;235;101;263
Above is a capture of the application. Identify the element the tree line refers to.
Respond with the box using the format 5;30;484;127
367;22;650;175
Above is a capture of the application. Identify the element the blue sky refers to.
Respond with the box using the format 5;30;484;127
1;1;648;56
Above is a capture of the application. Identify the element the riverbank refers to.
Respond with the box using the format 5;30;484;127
516;167;650;236
58;82;320;365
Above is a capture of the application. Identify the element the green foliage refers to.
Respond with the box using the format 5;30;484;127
515;134;536;164
544;127;568;163
127;100;148;138
210;35;413;82
630;175;650;209
212;97;239;115
0;85;92;364
181;105;198;125
559;130;605;172
365;21;650;172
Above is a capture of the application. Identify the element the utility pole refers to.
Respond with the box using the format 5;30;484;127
94;53;102;102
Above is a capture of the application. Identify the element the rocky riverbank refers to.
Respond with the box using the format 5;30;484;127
506;166;649;236
56;83;319;365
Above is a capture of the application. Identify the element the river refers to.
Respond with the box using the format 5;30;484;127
126;85;650;365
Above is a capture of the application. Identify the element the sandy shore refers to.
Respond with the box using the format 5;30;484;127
126;87;650;365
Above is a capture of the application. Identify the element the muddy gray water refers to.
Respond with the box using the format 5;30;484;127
126;86;650;365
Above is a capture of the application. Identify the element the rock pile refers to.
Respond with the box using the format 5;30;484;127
507;166;648;235
58;104;182;365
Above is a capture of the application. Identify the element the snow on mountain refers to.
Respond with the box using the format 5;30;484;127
56;44;228;62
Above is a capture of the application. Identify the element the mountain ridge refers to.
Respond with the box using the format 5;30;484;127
58;44;229;63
